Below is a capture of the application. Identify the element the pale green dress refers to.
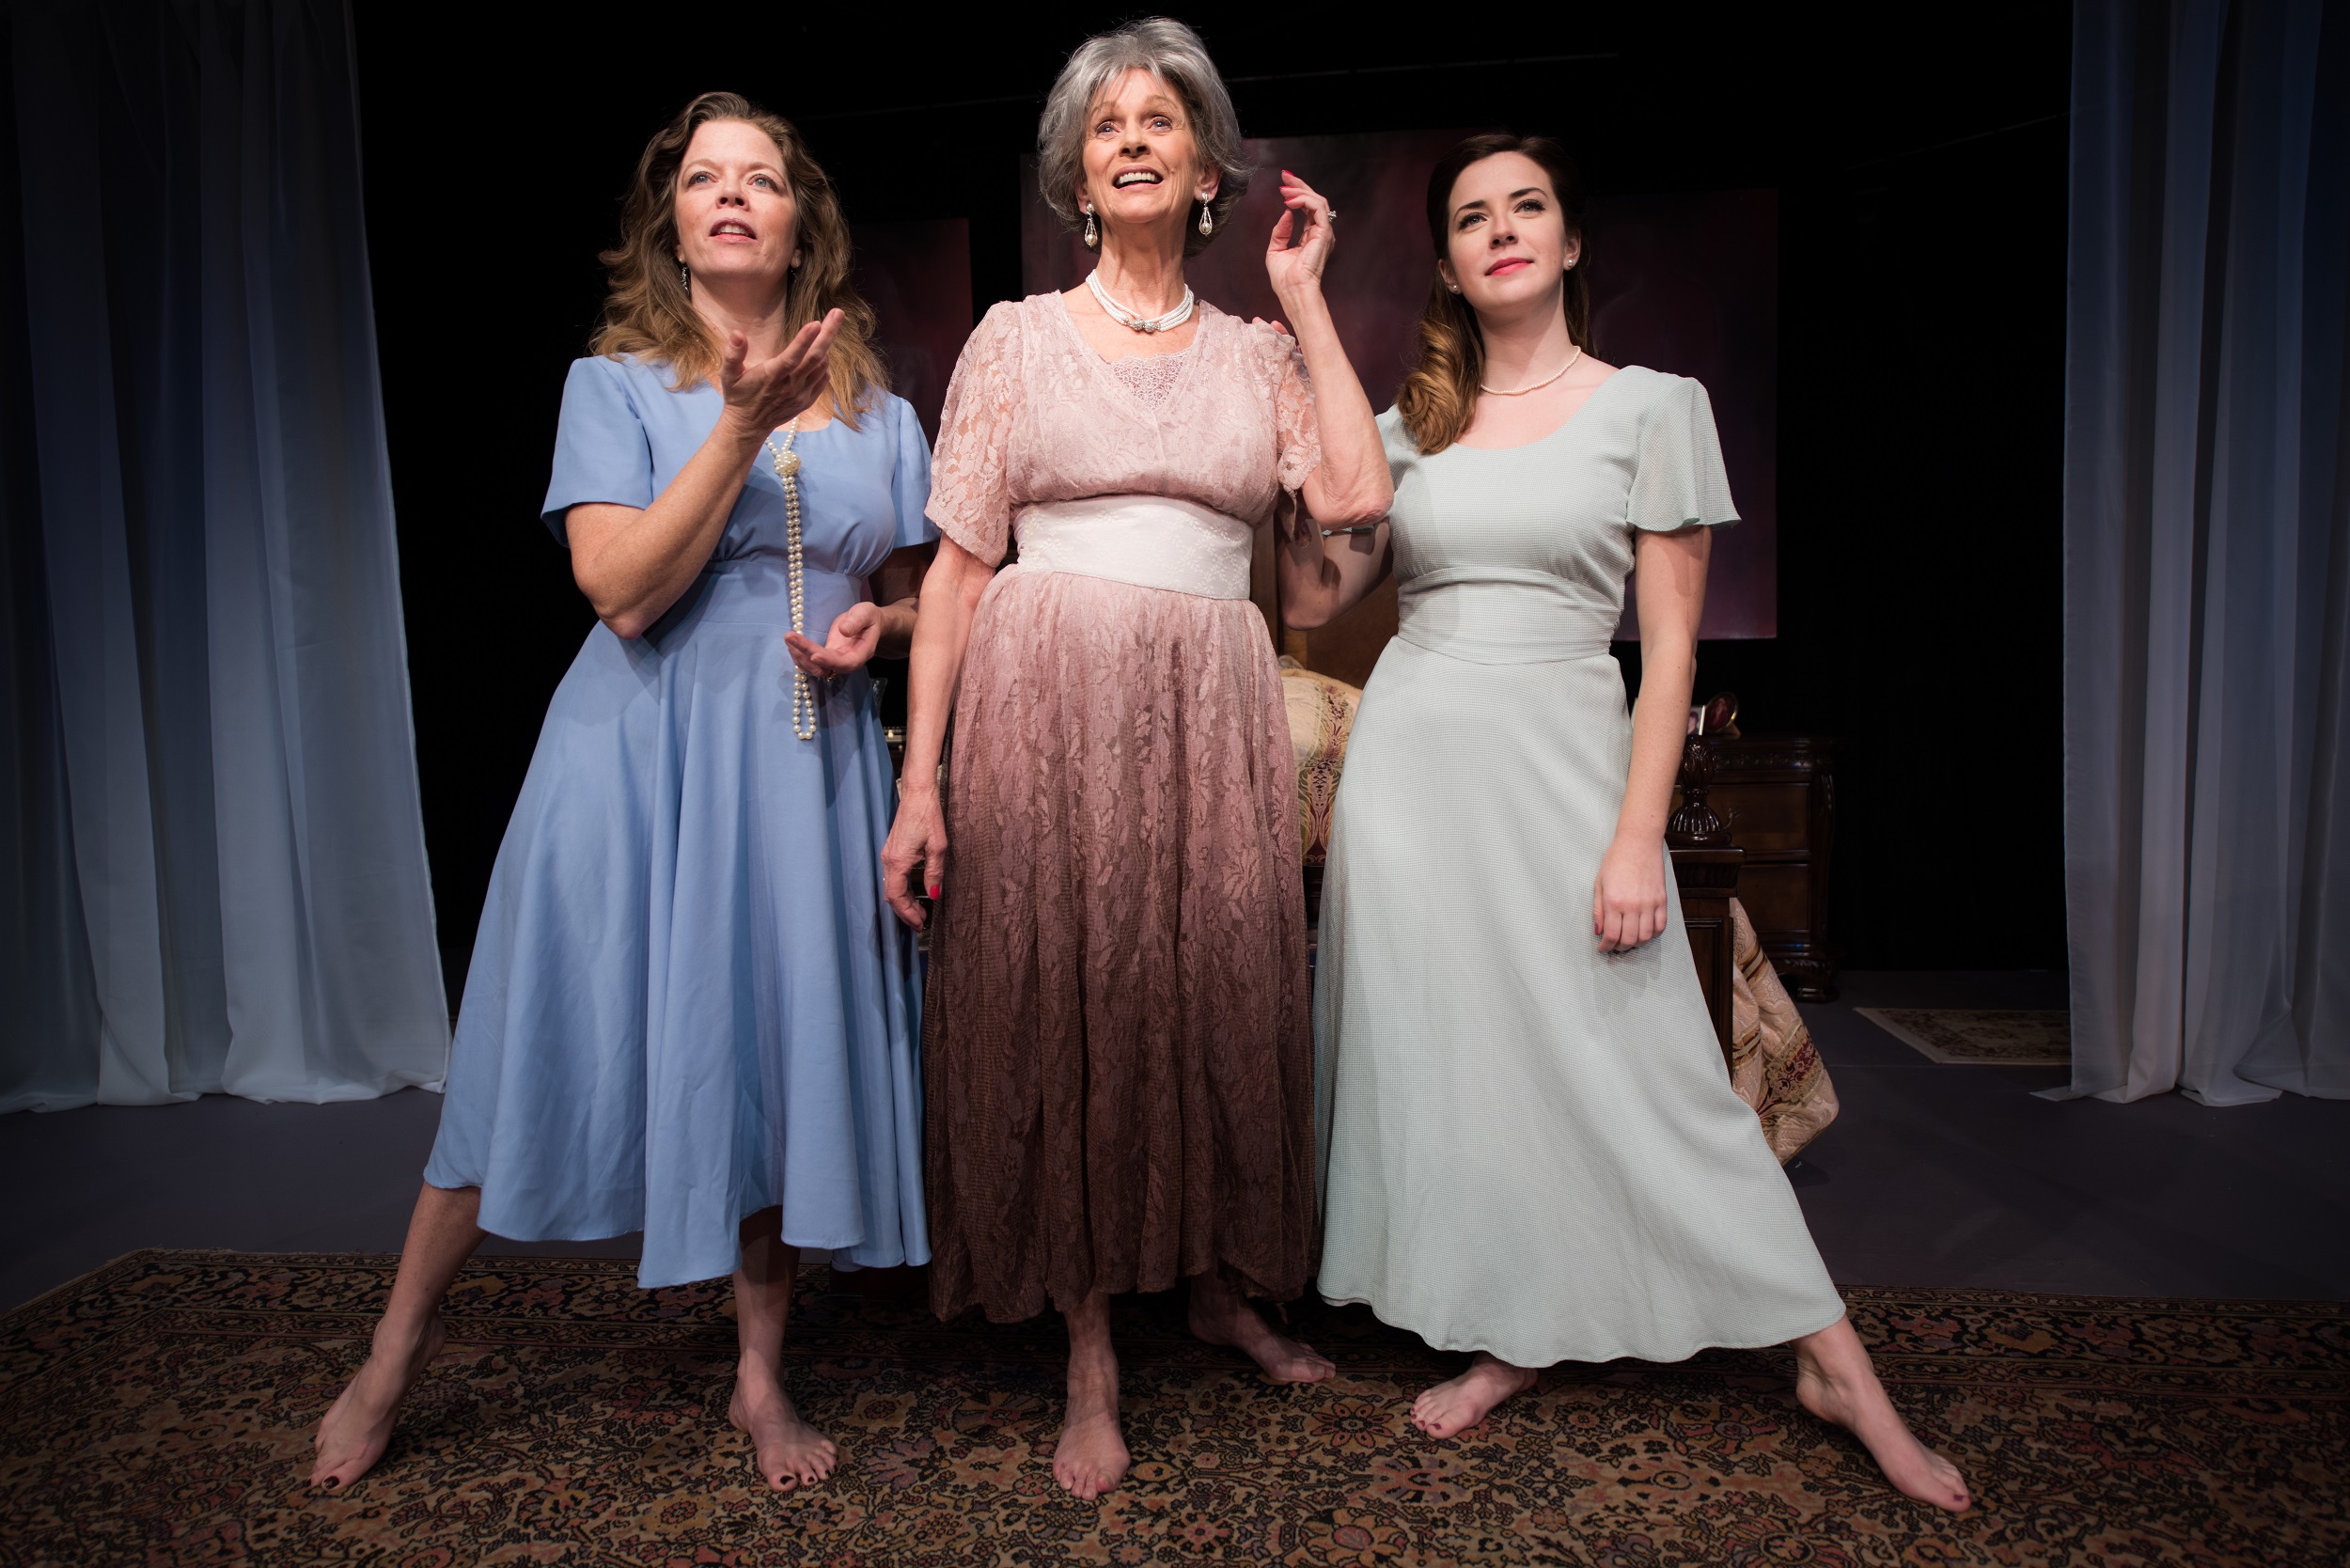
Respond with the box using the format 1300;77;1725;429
1312;367;1847;1367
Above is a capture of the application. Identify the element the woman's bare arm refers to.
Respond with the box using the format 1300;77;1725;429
1262;173;1393;629
868;543;932;657
1265;178;1389;532
567;316;840;640
1593;525;1712;952
879;537;995;927
1284;291;1389;530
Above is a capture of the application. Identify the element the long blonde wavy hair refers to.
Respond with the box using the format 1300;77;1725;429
591;92;886;427
1394;134;1591;455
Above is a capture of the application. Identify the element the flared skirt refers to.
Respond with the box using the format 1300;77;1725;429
925;567;1315;1322
425;616;929;1289
1313;639;1845;1366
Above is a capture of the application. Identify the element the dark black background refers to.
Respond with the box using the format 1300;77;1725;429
355;4;2074;1000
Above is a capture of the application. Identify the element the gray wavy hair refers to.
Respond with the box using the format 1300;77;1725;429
1035;16;1250;258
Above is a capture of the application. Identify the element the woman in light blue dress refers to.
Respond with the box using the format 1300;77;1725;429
310;94;929;1495
1284;134;1969;1513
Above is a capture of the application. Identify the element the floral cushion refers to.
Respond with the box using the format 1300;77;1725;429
1279;656;1360;867
1728;898;1840;1160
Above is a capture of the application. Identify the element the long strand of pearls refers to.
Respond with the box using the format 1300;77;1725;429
763;417;817;741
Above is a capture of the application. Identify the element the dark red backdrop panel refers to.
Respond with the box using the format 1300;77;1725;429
850;218;972;443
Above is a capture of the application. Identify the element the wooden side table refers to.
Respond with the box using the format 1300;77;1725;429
1681;735;1841;1000
1670;846;1743;1069
1667;732;1741;1068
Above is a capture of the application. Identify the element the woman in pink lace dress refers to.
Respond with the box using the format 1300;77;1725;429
880;19;1390;1499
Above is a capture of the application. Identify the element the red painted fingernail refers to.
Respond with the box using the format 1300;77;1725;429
927;885;940;899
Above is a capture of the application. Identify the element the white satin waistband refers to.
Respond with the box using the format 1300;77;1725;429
1010;494;1253;601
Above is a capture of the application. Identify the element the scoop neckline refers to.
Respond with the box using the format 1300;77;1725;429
1051;290;1213;416
1447;365;1633;453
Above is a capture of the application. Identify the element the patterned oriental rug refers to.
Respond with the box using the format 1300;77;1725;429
2;1252;2342;1566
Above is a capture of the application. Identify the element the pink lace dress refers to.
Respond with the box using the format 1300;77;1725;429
924;292;1322;1322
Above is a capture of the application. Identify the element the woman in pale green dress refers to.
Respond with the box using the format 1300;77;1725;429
1278;134;1969;1513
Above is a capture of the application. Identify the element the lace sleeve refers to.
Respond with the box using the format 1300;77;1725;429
927;302;1022;565
1271;329;1323;494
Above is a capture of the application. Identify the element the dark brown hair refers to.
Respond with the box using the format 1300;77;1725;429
1394;133;1590;455
591;91;886;425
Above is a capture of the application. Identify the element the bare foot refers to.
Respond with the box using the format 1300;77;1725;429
729;1372;837;1490
1410;1353;1537;1437
1052;1339;1130;1499
1794;1319;1971;1512
309;1313;447;1489
1188;1277;1336;1384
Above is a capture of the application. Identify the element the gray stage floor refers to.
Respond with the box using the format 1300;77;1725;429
7;972;2346;1313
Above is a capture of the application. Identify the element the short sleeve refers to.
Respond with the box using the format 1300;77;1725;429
541;357;656;545
926;302;1021;565
1270;329;1322;494
1626;374;1739;532
886;396;937;549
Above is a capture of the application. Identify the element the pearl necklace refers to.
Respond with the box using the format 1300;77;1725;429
761;416;817;741
1480;343;1585;397
1087;269;1195;334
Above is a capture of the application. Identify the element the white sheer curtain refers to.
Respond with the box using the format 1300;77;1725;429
0;0;446;1110
2060;0;2350;1105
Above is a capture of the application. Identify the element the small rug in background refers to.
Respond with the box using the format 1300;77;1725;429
1;1251;2341;1565
1856;1006;2072;1065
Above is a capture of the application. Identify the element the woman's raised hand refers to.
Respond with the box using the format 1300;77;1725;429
785;602;883;680
1265;169;1336;304
720;307;844;437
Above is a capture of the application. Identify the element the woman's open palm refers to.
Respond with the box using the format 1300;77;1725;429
785;603;883;680
721;308;842;436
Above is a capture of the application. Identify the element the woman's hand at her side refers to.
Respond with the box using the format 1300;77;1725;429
881;789;947;931
718;308;844;437
1592;835;1670;953
881;541;984;931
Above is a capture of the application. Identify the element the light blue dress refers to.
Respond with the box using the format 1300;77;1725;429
425;354;933;1289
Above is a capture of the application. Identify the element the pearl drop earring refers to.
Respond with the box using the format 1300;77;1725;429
1083;205;1098;248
